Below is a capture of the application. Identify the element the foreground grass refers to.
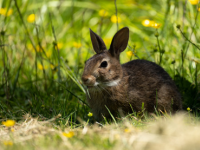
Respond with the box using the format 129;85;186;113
1;113;200;150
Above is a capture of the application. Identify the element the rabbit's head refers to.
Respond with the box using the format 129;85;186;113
82;27;129;88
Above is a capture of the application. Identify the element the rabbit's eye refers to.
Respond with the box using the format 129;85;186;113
100;61;107;68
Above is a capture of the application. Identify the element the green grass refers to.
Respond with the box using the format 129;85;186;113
0;0;200;149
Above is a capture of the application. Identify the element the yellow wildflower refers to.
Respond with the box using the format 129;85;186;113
27;14;36;23
57;42;63;49
126;51;134;57
50;64;55;69
188;0;199;5
62;131;74;138
187;107;191;111
124;128;130;133
111;15;121;23
38;64;47;70
50;64;58;73
142;19;151;27
0;8;13;16
36;45;42;52
73;42;82;48
103;38;111;46
88;112;93;117
2;120;15;127
142;19;161;29
151;22;161;29
46;51;52;58
99;9;108;17
38;64;43;70
3;141;13;146
11;128;15;132
198;7;200;11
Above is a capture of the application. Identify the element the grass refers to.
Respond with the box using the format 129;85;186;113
1;113;200;150
0;0;200;149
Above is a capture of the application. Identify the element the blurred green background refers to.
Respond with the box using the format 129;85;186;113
0;0;200;122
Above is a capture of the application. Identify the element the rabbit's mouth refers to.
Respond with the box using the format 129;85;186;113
86;81;99;88
103;79;121;87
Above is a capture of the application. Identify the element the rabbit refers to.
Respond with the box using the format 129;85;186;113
81;27;182;121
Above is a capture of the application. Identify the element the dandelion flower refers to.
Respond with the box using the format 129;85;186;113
62;131;74;138
126;51;134;57
142;19;151;27
3;141;13;146
0;8;13;16
124;128;130;133
38;64;47;70
88;112;93;117
99;9;108;17
46;51;52;58
111;15;121;23
151;22;161;29
187;107;191;111
2;120;15;127
36;45;42;52
188;0;199;5
73;42;82;48
142;19;161;29
57;42;63;49
27;14;36;23
11;128;15;132
103;38;111;46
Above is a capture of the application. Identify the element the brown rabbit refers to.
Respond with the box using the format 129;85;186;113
82;27;182;121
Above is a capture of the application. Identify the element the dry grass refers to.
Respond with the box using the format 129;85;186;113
1;113;200;150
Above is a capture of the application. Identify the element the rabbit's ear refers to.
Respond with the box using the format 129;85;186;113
90;29;107;54
109;27;129;59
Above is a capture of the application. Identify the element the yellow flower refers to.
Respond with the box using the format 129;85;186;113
38;64;47;70
27;14;36;23
188;0;199;5
2;120;15;127
88;112;93;117
36;45;42;52
46;51;52;58
126;51;134;57
57;42;63;49
0;8;13;16
62;131;74;138
151;22;161;29
124;128;130;133
142;19;161;29
50;64;55;69
3;141;13;146
11;128;15;132
73;42;82;48
103;38;111;46
198;7;200;11
38;64;43;70
111;15;121;23
50;64;58;73
99;9;108;17
142;19;151;27
187;107;191;111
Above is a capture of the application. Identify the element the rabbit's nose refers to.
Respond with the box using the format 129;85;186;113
82;76;89;83
81;75;95;86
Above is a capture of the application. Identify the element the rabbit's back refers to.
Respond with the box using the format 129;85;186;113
122;59;182;112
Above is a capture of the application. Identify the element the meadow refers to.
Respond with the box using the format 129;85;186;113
0;0;200;149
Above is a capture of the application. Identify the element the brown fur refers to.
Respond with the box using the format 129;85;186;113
82;27;182;121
